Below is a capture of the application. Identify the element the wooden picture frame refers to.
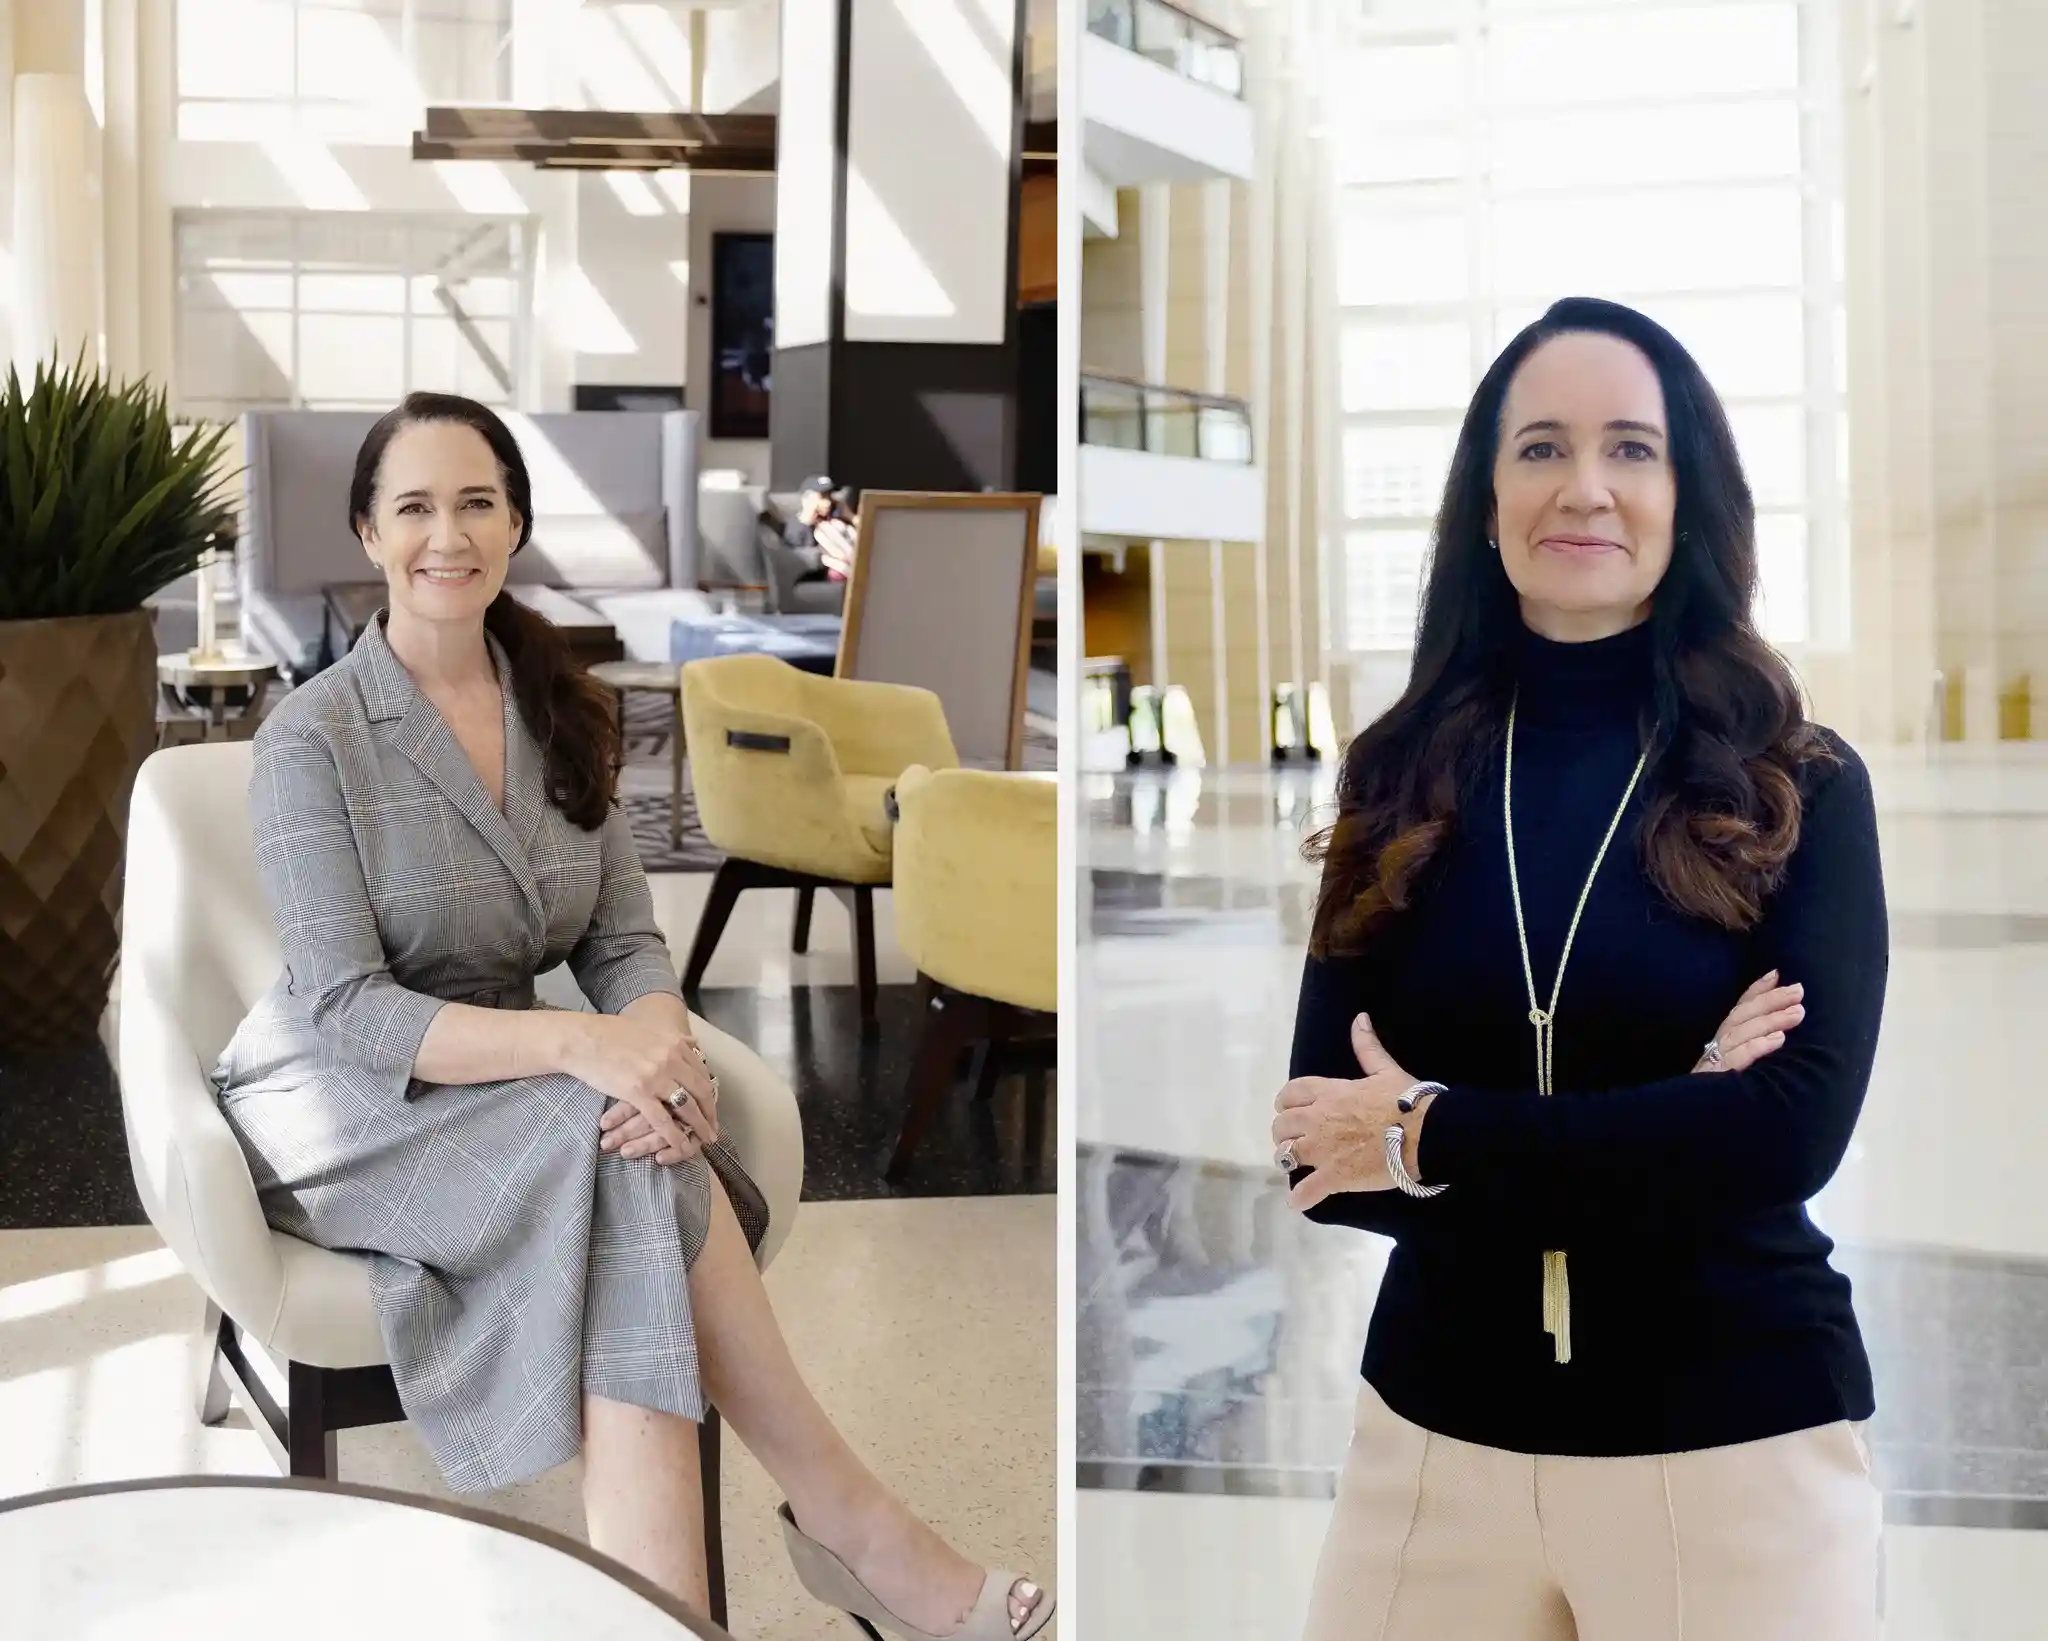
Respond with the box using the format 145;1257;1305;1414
835;491;1044;770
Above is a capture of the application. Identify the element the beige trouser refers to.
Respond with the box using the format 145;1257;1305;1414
1302;1381;1882;1641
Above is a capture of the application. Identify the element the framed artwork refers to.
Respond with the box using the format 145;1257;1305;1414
710;232;774;440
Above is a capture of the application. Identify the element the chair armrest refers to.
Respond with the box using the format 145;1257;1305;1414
756;529;812;615
796;676;960;778
692;1013;804;1273
682;678;877;864
118;960;287;1336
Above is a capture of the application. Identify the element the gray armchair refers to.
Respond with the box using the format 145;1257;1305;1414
758;515;850;617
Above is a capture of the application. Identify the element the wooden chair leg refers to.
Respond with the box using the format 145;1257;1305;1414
682;859;750;995
702;1406;727;1630
198;1300;233;1427
853;886;879;1037
286;1360;339;1479
791;886;816;954
970;1041;1002;1104
887;986;984;1181
1023;1059;1050;1182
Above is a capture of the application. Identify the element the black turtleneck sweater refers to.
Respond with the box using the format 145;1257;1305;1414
1290;621;1887;1458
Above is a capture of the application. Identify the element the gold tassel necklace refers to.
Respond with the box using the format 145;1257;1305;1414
1502;688;1649;1365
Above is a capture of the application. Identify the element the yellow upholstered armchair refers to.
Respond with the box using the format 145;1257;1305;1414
884;766;1056;1180
679;654;958;1031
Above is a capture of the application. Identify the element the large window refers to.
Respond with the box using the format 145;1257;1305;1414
1332;0;1844;654
176;0;512;142
176;213;525;421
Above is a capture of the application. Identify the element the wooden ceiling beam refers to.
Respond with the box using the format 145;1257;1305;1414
414;109;1054;177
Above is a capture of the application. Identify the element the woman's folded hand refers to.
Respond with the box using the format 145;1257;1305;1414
1694;970;1805;1074
558;1012;718;1165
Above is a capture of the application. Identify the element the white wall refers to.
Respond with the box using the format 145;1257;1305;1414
703;0;781;113
687;172;776;485
572;170;692;391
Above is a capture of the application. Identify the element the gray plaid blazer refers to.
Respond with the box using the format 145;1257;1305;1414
213;611;766;1493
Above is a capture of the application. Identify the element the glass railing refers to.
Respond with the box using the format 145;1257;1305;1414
1086;0;1245;99
1081;374;1255;464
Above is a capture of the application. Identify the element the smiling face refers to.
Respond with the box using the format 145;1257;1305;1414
1491;330;1678;642
356;419;523;627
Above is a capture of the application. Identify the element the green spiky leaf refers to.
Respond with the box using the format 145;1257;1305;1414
0;353;241;620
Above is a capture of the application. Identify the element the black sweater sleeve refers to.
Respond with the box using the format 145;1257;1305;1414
1415;743;1888;1241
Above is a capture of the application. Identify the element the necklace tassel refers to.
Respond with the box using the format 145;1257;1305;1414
1543;1249;1572;1364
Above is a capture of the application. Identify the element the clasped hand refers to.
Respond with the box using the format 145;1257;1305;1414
561;1013;720;1168
1272;972;1808;1214
1271;1015;1420;1213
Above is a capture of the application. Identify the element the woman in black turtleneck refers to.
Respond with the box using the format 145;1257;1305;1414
1277;298;1886;1641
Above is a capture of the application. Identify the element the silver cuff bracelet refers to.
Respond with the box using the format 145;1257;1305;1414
1383;1122;1449;1198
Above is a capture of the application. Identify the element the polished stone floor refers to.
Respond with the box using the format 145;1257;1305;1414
1077;751;2048;1640
0;875;1050;1231
0;1198;1055;1640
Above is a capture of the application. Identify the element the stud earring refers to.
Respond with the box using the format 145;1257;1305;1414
1486;537;1498;552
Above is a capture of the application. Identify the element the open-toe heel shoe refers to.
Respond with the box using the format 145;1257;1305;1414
777;1503;1054;1640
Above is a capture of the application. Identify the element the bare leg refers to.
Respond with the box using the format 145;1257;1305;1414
582;1392;710;1612
686;1177;1044;1636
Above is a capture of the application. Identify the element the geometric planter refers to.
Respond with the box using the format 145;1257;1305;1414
0;609;157;1050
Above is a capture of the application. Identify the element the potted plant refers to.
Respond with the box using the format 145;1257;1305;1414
0;356;237;1050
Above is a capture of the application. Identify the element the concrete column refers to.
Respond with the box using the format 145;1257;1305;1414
1843;0;2048;742
1142;183;1170;693
1244;14;1275;761
12;0;97;375
1205;178;1231;764
771;0;1028;491
99;0;141;382
1984;0;2048;729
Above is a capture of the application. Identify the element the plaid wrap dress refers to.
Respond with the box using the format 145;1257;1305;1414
212;612;767;1493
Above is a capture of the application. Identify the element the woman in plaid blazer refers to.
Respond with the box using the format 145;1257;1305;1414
212;393;1051;1640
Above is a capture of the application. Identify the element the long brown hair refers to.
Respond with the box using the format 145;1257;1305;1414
1308;297;1837;959
349;392;621;830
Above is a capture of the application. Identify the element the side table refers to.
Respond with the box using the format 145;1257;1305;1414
157;653;280;749
591;659;686;850
0;1475;729;1639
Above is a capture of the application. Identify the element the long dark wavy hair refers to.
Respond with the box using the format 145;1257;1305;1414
349;391;621;830
1307;296;1837;959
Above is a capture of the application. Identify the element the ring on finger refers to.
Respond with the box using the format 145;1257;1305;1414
1701;1037;1723;1067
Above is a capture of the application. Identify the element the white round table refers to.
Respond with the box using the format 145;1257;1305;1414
0;1477;732;1640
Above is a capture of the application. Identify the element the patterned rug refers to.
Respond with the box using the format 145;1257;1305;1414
620;682;1058;874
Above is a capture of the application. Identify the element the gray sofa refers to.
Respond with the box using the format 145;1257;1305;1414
238;408;715;676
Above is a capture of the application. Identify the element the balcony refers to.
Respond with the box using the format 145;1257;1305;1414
1088;0;1243;97
1082;0;1255;185
1079;375;1265;543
